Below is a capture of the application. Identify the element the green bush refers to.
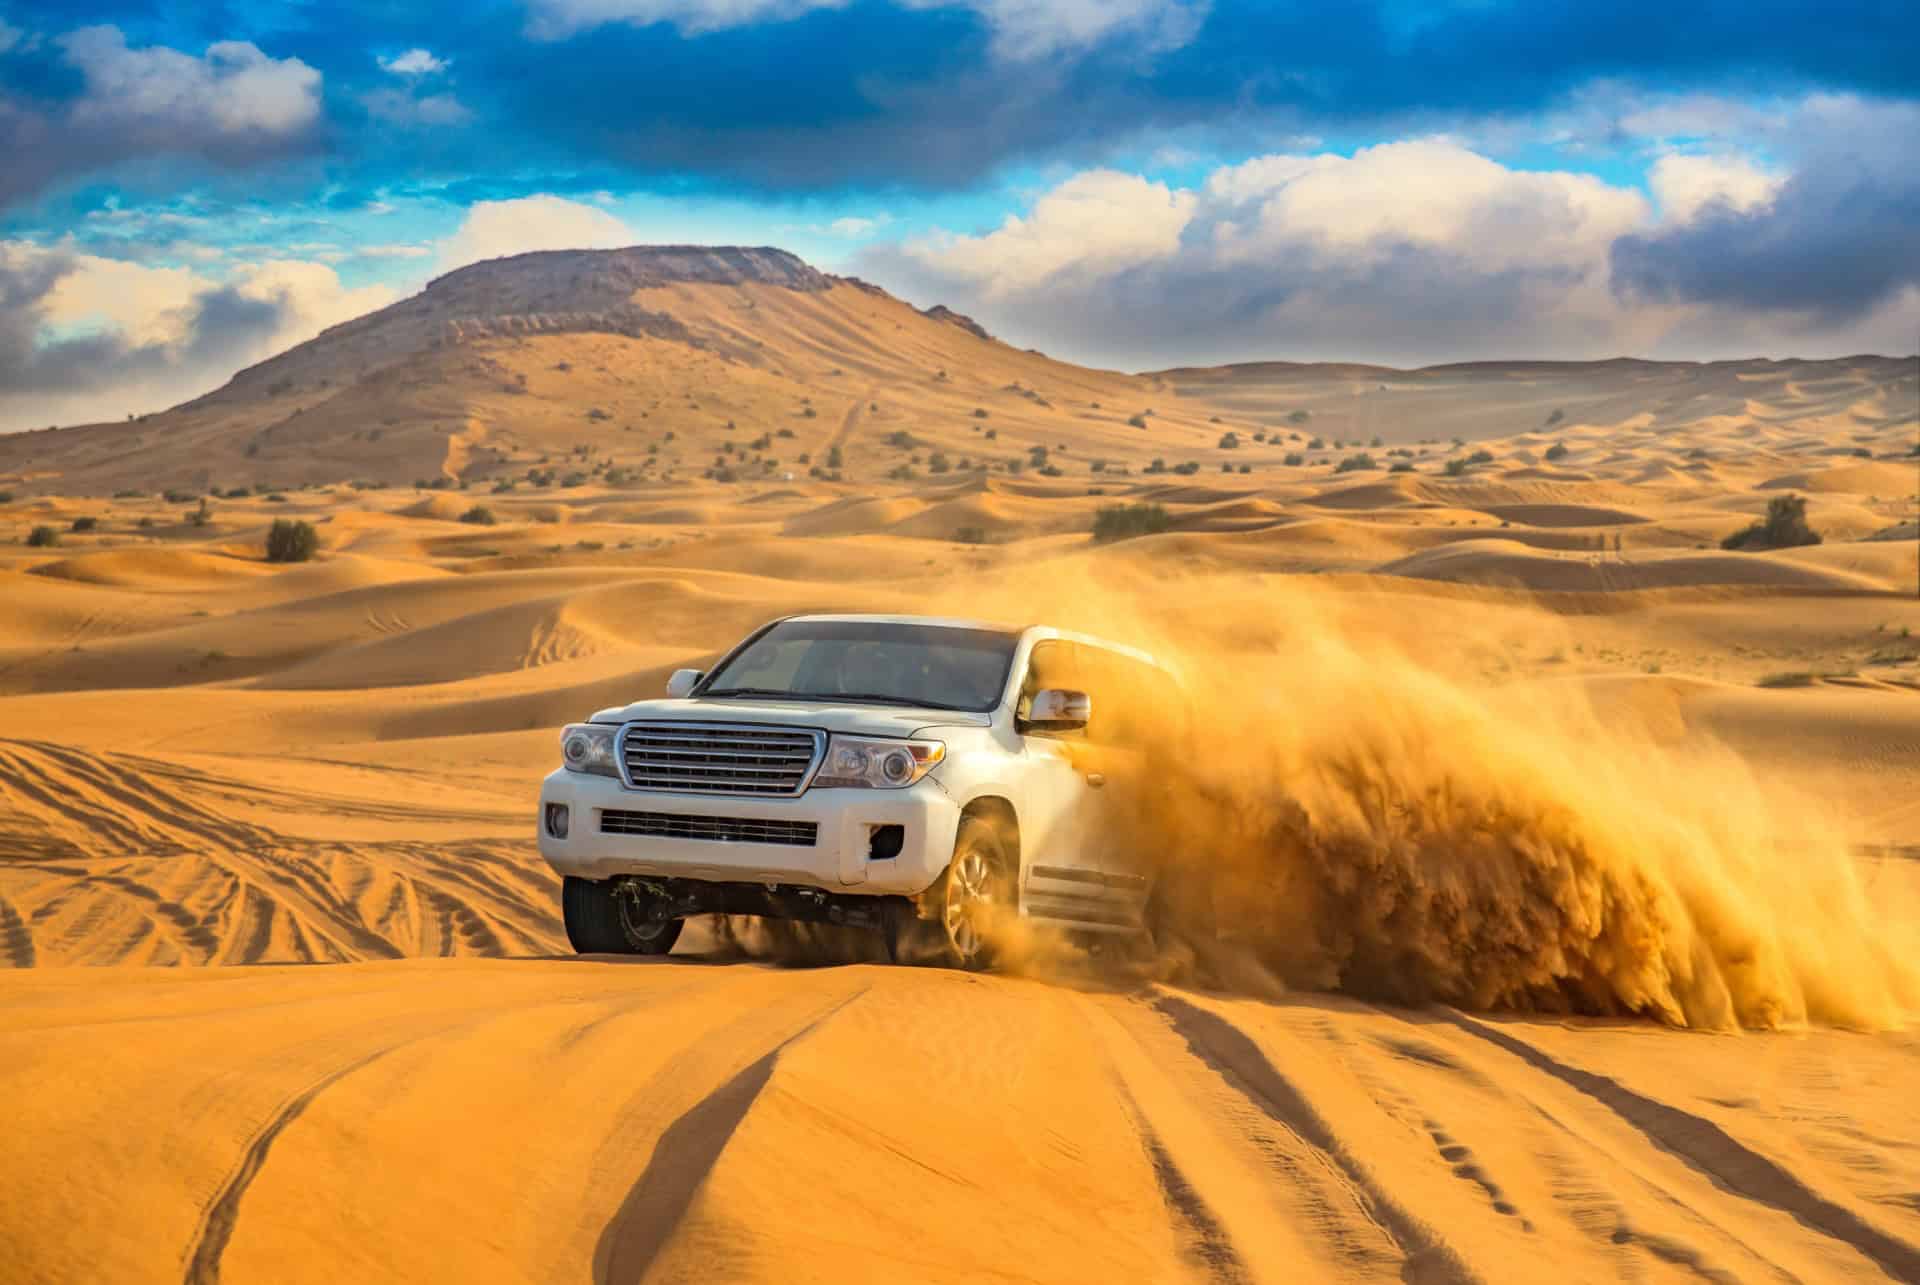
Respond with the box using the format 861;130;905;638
265;518;318;562
460;505;497;526
1092;503;1171;543
70;516;98;532
1444;457;1469;477
1218;431;1239;449
26;525;58;547
1722;493;1821;551
1335;453;1378;473
1390;461;1415;473
1545;442;1569;461
188;498;212;528
1283;452;1305;466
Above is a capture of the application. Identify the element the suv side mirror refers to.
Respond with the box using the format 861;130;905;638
1025;688;1090;732
665;668;704;698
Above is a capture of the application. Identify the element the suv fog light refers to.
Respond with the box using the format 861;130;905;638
545;803;571;839
868;824;904;861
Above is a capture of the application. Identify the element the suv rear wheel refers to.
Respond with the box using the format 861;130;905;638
562;877;682;956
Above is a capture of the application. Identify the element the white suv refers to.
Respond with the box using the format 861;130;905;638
538;614;1179;967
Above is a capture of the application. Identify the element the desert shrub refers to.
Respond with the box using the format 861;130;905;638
886;430;916;449
972;408;989;419
70;516;98;532
1444;458;1469;477
189;499;212;527
929;452;951;473
1545;442;1569;461
266;493;288;503
1467;449;1495;465
1722;493;1821;551
802;407;818;419
1127;413;1149;428
460;505;497;526
224;486;252;499
1390;461;1415;473
1287;409;1311;424
1092;503;1171;543
26;525;59;547
711;466;739;483
1335;453;1378;473
137;516;154;528
561;472;588;488
953;526;988;544
1172;461;1201;476
112;489;144;499
265;518;318;562
1039;465;1063;477
1370;435;1383;448
574;540;604;552
1218;431;1240;449
1283;452;1305;466
1545;408;1564;427
164;488;198;504
1308;437;1325;449
827;445;845;469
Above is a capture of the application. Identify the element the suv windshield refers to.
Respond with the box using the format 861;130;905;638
701;620;1017;712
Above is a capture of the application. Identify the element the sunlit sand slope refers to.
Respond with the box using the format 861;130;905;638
3;960;1918;1284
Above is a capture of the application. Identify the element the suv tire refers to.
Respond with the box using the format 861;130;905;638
923;815;1013;970
562;877;682;956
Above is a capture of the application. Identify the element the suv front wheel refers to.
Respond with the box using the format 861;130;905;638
905;815;1013;970
562;877;683;956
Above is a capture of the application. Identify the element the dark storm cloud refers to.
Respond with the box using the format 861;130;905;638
1612;123;1920;320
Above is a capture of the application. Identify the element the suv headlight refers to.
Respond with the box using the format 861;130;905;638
812;735;945;789
560;723;619;777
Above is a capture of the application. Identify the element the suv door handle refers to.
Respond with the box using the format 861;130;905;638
1086;773;1106;788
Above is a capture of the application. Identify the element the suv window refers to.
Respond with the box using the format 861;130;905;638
702;620;1018;712
1019;640;1182;746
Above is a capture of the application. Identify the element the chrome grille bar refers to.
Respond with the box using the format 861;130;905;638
616;721;825;797
599;809;819;847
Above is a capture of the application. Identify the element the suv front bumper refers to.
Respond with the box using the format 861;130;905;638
536;768;960;896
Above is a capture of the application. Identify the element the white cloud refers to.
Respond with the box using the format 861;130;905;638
1648;153;1784;224
59;26;321;137
0;241;393;431
378;48;448;75
0;18;23;54
523;0;1206;58
361;88;472;126
1206;141;1649;274
906;170;1194;296
870;141;1679;367
434;194;635;272
354;242;433;259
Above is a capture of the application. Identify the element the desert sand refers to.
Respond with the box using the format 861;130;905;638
2;248;1918;1283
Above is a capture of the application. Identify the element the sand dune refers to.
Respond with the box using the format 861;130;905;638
0;247;1916;1283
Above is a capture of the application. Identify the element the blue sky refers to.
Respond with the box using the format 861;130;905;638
2;0;1917;430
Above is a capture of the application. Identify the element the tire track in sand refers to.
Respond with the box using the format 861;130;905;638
1153;994;1482;1285
591;984;869;1284
0;889;35;966
181;1043;404;1285
1441;1012;1920;1283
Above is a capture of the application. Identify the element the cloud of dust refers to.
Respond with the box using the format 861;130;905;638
935;562;1920;1031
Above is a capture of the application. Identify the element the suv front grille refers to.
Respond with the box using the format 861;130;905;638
617;722;825;796
600;809;819;847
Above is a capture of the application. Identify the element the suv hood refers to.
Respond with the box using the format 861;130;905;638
590;697;992;738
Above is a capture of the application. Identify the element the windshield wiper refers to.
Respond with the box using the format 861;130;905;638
701;688;971;711
821;692;972;711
